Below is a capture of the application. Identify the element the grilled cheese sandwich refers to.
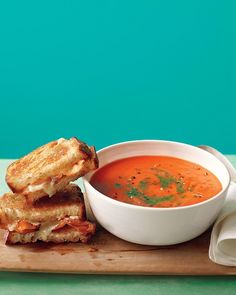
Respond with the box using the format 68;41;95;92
6;137;98;203
0;184;96;244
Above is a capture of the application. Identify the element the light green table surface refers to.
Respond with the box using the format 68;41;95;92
1;273;236;295
1;156;236;295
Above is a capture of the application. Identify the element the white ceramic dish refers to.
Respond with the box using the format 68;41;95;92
83;140;230;245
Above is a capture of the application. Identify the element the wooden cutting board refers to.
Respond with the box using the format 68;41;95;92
1;160;236;275
1;227;236;275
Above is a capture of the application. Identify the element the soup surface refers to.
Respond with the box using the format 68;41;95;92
90;156;222;208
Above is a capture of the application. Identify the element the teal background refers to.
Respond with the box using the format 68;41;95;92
1;1;236;294
0;0;236;158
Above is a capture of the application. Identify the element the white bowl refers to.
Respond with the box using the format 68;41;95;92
83;140;230;245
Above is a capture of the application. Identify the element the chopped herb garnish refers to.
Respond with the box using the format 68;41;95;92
138;179;149;191
156;175;175;188
126;187;140;197
126;186;173;206
176;180;185;193
154;170;186;193
114;183;122;189
143;195;173;205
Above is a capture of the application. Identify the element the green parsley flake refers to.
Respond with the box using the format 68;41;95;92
126;187;140;197
143;195;173;205
156;175;175;188
126;186;173;206
176;180;185;193
138;180;149;191
114;183;122;189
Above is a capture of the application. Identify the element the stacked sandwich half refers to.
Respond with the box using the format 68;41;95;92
0;137;98;244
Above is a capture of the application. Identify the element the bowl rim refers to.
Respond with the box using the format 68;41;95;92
83;139;231;211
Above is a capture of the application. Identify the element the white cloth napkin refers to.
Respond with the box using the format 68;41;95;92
209;184;236;266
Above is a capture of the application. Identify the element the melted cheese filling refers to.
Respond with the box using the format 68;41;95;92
27;181;57;197
26;160;84;197
12;216;81;237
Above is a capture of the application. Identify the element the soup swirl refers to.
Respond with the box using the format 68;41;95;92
90;156;222;208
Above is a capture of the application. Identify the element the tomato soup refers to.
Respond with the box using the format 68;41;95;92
90;156;222;208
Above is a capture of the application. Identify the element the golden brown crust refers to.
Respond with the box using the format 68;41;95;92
6;137;98;203
0;184;85;228
2;137;98;245
5;221;96;244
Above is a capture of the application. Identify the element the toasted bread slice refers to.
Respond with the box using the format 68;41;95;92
6;137;98;203
0;184;85;230
5;221;96;244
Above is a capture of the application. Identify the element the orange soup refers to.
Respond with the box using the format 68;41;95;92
90;156;222;208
